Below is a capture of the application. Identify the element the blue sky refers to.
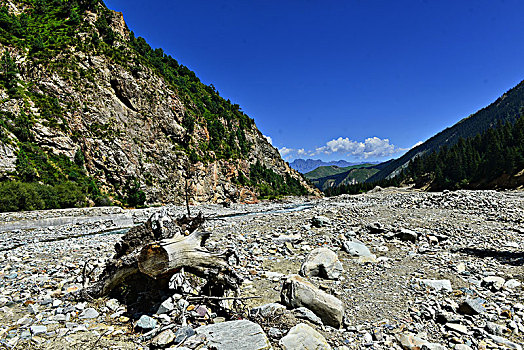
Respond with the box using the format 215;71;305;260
104;0;524;162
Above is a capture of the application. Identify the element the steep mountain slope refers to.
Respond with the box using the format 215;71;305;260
289;158;360;173
368;79;524;182
0;0;317;208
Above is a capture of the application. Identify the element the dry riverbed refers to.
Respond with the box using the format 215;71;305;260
1;188;523;349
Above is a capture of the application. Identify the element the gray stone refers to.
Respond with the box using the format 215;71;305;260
504;279;522;290
152;329;176;347
279;323;331;350
419;279;452;293
395;332;446;350
342;240;373;257
79;307;99;319
300;247;344;279
458;298;486;315
486;333;522;350
136;315;157;330
486;322;509;336
156;297;176;315
105;298;120;311
311;216;331;228
250;303;287;318
196;320;271;350
30;325;47;335
293;307;323;325
174;326;195;344
445;323;468;334
481;276;505;291
281;274;344;328
396;228;418;242
454;345;472;350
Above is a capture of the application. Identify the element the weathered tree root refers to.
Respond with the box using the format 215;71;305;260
82;209;241;302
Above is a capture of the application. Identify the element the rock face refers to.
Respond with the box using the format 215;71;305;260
195;320;271;350
281;275;344;328
0;1;318;205
279;323;331;350
299;247;343;279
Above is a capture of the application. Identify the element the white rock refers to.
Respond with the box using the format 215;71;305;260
279;323;331;350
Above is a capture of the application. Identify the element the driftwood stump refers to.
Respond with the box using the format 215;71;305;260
84;209;241;304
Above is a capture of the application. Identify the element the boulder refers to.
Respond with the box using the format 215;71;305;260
419;279;452;293
396;228;418;243
279;323;331;350
250;303;287;318
281;274;344;328
300;247;344;279
195;320;271;350
396;332;446;350
342;240;373;257
311;216;331;228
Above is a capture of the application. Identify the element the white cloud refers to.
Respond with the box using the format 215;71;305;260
263;135;273;145
313;136;403;159
278;147;294;157
297;148;306;156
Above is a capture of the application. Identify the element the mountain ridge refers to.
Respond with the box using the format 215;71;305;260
0;0;318;210
367;79;524;183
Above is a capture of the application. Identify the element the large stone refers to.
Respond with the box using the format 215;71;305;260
136;315;157;330
481;276;505;291
458;298;486;315
79;307;99;319
396;332;446;350
486;333;522;350
300;247;344;279
195;320;271;350
342;240;373;257
419;279;452;293
250;303;287;318
279;323;331;350
311;216;331;228
281;275;344;328
396;228;418;243
152;329;176;347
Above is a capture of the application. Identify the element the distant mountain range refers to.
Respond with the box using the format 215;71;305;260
289;159;377;174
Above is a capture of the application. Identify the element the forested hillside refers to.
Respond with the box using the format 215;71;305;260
367;79;524;182
402;113;524;190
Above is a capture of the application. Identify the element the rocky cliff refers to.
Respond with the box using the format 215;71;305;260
0;0;318;207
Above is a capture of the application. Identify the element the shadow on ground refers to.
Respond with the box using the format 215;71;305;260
458;247;524;266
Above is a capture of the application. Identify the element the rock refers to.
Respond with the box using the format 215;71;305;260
445;323;468;334
105;299;120;311
30;325;47;335
279;323;331;350
196;320;271;350
152;329;176;347
342;240;373;257
281;274;344;328
482;276;505;291
396;332;446;350
136;315;157;330
250;303;287;318
486;333;522;350
293;307;323;325
174;327;196;344
79;308;99;319
458;298;486;315
454;345;472;350
311;216;331;228
396;228;418;242
300;247;344;279
156;297;176;315
486;322;509;336
504;279;522;290
419;279;452;293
